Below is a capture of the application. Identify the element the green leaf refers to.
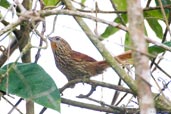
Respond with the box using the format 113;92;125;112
101;0;127;39
124;32;131;51
81;0;86;4
148;41;171;55
0;63;60;112
111;0;127;10
43;0;60;6
155;0;171;14
101;14;127;38
80;0;86;9
0;0;10;8
144;10;163;38
146;18;163;38
144;10;163;20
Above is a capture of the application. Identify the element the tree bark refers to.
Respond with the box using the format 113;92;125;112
126;0;156;113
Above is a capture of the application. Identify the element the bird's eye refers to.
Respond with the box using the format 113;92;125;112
55;36;60;40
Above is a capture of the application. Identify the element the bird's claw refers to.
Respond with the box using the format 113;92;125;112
81;76;90;85
77;85;96;98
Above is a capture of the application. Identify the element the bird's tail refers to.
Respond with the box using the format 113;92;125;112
98;50;132;67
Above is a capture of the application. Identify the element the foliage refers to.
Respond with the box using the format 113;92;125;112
0;0;10;8
101;0;171;51
0;0;171;114
0;63;60;112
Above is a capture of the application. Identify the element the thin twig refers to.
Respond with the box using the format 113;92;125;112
40;9;128;31
153;62;171;79
115;93;128;106
110;78;121;106
34;21;46;63
8;98;23;114
39;107;47;114
77;4;171;14
146;0;152;7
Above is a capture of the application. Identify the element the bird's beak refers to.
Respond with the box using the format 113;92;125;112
48;37;53;41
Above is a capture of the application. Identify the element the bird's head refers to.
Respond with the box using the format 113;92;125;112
48;36;72;55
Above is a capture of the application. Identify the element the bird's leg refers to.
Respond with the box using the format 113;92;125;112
77;85;97;98
82;75;90;85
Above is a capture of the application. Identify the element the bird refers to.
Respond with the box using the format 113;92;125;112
48;36;132;82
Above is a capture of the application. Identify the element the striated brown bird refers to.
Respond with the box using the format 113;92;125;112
49;36;132;82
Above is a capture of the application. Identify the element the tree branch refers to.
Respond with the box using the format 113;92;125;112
61;97;138;114
59;79;133;94
127;0;156;113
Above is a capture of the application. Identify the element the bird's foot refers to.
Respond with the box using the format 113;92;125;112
81;76;90;85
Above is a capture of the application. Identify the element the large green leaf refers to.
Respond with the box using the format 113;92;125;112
101;14;127;38
0;63;60;112
101;0;127;39
0;0;10;8
144;10;163;38
146;18;163;38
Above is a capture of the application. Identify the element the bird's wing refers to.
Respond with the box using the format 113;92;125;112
71;50;97;62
